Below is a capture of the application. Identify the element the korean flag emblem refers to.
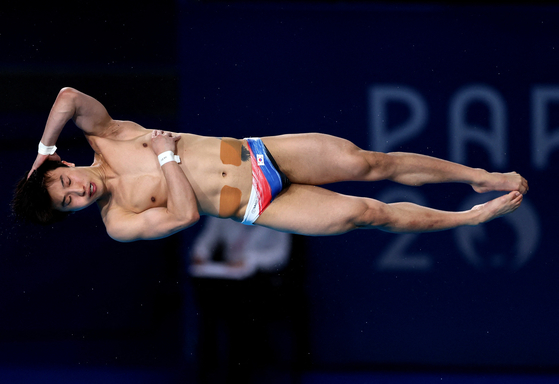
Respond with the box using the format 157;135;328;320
257;154;265;166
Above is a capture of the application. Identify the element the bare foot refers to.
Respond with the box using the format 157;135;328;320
472;171;529;195
471;191;523;224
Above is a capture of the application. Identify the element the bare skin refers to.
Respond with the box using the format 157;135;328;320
30;88;528;242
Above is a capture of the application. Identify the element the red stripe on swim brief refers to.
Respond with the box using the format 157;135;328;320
248;143;272;214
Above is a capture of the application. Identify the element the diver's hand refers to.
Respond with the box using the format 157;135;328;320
27;152;61;179
151;130;181;156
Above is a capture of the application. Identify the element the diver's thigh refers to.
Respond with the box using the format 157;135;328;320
261;133;372;185
254;184;368;236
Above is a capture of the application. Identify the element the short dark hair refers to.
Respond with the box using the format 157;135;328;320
12;160;71;225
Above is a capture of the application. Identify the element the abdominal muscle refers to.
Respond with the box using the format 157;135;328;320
175;134;253;219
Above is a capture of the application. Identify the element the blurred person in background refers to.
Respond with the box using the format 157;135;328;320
187;217;307;384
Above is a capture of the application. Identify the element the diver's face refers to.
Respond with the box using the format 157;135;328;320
46;166;101;212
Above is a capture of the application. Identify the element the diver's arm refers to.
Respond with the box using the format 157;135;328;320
104;131;200;242
28;87;115;177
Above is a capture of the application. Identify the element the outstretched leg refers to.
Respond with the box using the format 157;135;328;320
262;133;528;194
255;184;523;236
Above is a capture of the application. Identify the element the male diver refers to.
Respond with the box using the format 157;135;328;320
13;88;528;242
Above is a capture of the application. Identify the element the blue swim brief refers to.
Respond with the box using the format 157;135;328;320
241;138;291;225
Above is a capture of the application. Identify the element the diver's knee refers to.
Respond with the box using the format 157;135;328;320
354;199;390;228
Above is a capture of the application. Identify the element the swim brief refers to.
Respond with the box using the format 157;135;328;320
241;138;291;225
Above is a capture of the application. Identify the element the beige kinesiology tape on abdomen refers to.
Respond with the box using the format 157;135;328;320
220;138;242;166
219;185;242;217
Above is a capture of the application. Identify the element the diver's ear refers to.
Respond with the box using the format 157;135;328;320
61;160;76;167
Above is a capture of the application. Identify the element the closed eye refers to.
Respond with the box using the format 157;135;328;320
60;175;72;207
60;176;66;207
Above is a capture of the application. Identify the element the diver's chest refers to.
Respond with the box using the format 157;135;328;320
113;173;168;213
104;143;159;173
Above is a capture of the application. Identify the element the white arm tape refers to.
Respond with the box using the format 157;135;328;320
38;141;57;156
158;150;181;167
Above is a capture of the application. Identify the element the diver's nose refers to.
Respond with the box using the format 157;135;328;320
70;185;86;197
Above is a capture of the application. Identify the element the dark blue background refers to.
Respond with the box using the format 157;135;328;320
179;1;559;369
0;1;558;382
